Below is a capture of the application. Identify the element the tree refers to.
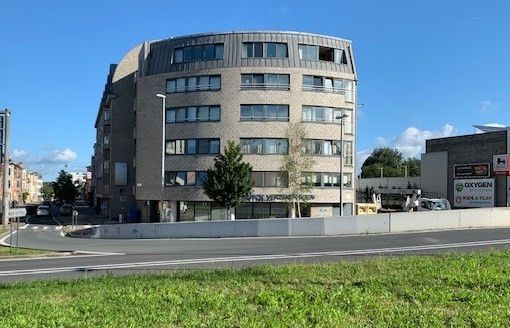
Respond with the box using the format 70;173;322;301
41;182;54;201
361;147;421;178
281;122;315;218
203;141;254;220
52;170;78;204
22;192;29;204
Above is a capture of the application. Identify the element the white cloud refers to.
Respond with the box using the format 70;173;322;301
393;124;456;158
356;124;457;173
39;148;77;164
11;149;28;159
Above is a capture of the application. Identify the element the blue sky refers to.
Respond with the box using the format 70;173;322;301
1;0;509;180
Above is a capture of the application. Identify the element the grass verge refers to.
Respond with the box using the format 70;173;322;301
0;228;54;258
1;250;510;327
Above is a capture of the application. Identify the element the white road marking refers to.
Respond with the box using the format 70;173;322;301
1;238;510;277
0;253;125;262
42;227;49;230
55;226;63;230
19;224;29;230
31;226;39;230
84;225;92;229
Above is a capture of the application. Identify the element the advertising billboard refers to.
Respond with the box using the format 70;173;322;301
453;163;490;178
453;178;495;208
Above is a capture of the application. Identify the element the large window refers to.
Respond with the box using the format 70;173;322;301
173;44;224;63
302;106;354;132
252;171;288;187
166;75;221;93
304;139;341;156
240;74;290;90
240;104;289;121
166;139;220;155
303;172;353;189
242;42;288;58
240;138;288;155
166;106;220;123
235;202;289;219
298;44;348;64
114;162;128;185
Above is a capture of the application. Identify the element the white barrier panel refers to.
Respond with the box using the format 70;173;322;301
389;211;460;233
324;214;390;235
76;207;510;239
290;218;324;236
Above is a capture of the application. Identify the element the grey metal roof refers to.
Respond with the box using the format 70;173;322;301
152;30;353;45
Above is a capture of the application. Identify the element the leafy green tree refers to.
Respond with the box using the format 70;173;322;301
402;157;421;177
361;147;421;178
41;182;54;201
203;141;254;220
22;192;29;203
281;122;315;218
52;170;78;203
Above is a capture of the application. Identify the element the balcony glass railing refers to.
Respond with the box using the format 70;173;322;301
240;83;290;90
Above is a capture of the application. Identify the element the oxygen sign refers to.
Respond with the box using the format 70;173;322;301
453;178;495;208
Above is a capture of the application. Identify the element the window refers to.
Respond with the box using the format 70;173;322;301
104;110;110;122
252;172;264;187
304;139;341;156
299;44;347;64
197;171;208;186
298;44;318;60
343;173;353;188
343;109;353;134
240;104;289;121
302;75;348;93
344;141;353;166
165;171;196;186
252;171;288;187
166;139;219;155
240;139;288;155
173;44;224;63
114;162;128;185
167;75;221;93
301;106;347;124
166;106;221;123
302;172;351;188
242;42;288;58
240;74;290;90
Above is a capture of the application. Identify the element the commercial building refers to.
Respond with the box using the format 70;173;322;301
91;31;358;222
421;129;510;208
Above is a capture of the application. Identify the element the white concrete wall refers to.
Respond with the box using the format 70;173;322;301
78;207;510;239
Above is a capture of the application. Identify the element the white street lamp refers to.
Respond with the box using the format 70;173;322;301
335;113;348;216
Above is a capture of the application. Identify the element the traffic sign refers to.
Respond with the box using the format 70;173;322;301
8;208;27;218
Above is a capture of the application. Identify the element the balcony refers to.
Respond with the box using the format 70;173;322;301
240;82;290;91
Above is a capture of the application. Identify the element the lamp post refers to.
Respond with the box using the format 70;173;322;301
335;113;348;216
1;110;10;229
156;94;166;222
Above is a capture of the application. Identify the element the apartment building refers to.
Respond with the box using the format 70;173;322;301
92;31;358;221
0;161;43;205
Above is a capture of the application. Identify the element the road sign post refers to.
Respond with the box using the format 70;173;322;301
1;110;10;229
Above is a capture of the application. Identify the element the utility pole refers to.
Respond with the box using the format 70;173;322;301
1;109;10;229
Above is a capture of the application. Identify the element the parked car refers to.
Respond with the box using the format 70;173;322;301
59;204;74;216
36;205;51;217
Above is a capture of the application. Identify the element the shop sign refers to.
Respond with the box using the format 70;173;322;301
454;163;490;178
493;154;510;175
246;194;315;202
453;178;494;208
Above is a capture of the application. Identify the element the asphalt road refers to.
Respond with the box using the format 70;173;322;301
0;215;510;282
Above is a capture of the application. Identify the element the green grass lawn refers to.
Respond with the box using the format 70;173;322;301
0;228;54;258
1;250;510;327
